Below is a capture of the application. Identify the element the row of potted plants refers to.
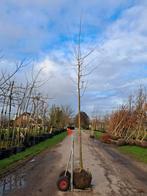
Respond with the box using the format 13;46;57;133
0;129;66;160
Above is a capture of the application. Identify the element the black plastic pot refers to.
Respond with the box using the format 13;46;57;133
15;146;25;153
23;142;30;147
45;133;50;138
0;148;11;160
61;128;66;133
9;147;17;155
33;136;40;144
6;148;12;158
23;136;34;147
34;140;39;144
54;130;59;135
30;140;35;146
51;132;55;137
28;136;38;146
47;133;51;138
35;136;40;142
39;136;46;142
49;133;53;138
0;149;6;160
42;133;50;140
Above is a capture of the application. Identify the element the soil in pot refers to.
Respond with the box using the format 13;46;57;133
73;168;92;189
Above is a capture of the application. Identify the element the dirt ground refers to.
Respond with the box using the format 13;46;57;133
0;130;147;196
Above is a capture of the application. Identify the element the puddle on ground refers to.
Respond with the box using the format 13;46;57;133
0;171;26;196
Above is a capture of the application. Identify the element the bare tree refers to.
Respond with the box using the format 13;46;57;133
0;61;54;149
49;105;73;129
73;20;96;169
108;87;147;146
0;59;27;87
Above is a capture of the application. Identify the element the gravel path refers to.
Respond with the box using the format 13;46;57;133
0;131;147;196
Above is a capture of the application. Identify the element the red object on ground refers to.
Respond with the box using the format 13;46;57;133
57;176;70;191
60;180;67;189
67;128;73;136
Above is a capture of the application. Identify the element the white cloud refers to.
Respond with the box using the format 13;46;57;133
0;0;133;59
1;0;147;116
80;1;147;115
32;0;147;114
37;58;58;76
34;56;77;108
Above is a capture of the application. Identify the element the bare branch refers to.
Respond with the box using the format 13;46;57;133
0;59;28;86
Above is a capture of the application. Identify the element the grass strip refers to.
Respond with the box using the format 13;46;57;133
118;145;147;164
94;131;103;140
93;131;147;164
0;132;67;174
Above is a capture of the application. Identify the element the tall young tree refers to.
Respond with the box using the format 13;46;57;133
73;20;96;169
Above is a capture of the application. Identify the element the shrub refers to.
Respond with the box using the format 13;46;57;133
100;133;111;144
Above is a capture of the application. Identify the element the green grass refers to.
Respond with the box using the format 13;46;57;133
0;132;67;174
94;131;103;140
118;145;147;164
93;130;147;164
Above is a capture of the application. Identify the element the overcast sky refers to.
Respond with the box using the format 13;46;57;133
0;0;147;116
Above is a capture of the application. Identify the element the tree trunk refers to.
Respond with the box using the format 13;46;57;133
78;59;83;169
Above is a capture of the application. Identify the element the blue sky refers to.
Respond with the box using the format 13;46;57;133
0;0;147;116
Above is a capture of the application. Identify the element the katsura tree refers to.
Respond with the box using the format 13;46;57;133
72;20;96;170
71;21;95;187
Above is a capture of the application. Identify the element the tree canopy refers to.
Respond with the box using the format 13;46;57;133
75;111;90;129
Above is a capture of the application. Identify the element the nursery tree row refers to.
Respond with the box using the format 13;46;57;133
0;62;73;151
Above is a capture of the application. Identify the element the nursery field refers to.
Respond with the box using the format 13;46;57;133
0;131;66;175
0;131;147;196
